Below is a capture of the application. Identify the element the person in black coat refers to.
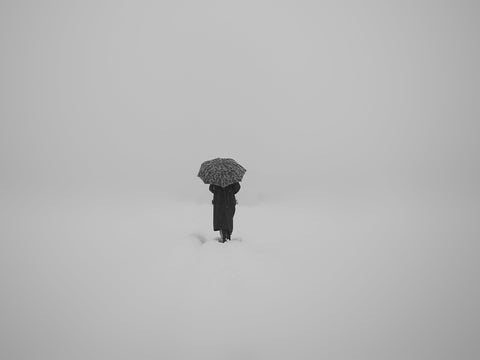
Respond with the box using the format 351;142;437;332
209;182;241;242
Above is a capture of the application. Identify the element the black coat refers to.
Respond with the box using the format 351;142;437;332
209;182;241;231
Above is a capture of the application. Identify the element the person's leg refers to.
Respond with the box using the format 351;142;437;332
226;206;234;241
220;230;227;242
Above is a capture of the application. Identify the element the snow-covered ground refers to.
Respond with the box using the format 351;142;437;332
1;191;478;360
2;1;479;358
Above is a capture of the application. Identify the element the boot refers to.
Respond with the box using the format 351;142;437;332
219;230;226;243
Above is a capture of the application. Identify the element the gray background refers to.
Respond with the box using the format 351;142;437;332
1;0;479;202
1;1;479;359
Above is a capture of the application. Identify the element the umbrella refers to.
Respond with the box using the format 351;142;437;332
197;158;246;187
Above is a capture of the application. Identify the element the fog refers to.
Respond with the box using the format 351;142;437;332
1;1;479;359
2;0;479;202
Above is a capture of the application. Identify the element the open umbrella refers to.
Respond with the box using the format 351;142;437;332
197;158;246;187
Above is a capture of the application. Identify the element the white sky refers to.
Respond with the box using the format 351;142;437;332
1;0;479;203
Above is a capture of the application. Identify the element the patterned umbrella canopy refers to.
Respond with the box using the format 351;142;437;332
197;158;246;187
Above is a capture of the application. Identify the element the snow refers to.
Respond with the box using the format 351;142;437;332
1;0;479;358
1;192;479;360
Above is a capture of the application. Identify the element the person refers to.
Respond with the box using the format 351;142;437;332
209;182;241;242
